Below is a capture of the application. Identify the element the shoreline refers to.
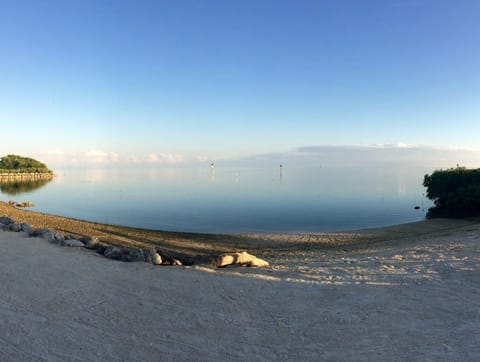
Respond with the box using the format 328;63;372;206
1;200;479;262
0;172;54;179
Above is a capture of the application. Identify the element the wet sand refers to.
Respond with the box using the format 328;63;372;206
1;201;480;360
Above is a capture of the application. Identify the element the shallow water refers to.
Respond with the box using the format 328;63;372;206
0;165;432;234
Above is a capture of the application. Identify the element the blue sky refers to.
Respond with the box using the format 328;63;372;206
0;0;479;166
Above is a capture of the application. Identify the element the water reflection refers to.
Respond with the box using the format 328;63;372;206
0;178;53;196
0;166;433;233
210;162;215;183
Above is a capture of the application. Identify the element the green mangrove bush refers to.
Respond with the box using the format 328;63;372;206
0;154;52;173
423;166;480;218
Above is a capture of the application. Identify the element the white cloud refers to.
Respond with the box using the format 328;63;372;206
35;149;188;166
31;149;121;166
196;155;210;163
371;143;415;149
83;150;119;163
126;154;139;163
36;150;69;165
42;150;66;155
147;153;184;164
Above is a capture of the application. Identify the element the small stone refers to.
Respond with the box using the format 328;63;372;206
103;246;120;259
103;246;145;262
80;236;101;249
96;246;106;255
41;232;66;245
143;248;163;265
172;259;183;266
63;239;85;247
0;216;14;225
21;223;33;235
8;223;22;232
41;231;57;243
54;232;65;242
123;248;145;262
32;228;51;237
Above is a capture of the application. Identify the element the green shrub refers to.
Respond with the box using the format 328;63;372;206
423;166;480;217
0;154;52;173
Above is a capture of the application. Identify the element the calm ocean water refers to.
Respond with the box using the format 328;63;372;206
0;165;432;234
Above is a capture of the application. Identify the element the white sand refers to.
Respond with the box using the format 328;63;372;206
1;224;480;361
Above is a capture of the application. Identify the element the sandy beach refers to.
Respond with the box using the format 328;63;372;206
1;203;480;361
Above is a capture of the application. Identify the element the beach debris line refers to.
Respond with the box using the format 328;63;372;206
0;216;270;268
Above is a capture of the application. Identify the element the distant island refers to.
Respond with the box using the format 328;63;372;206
0;155;54;179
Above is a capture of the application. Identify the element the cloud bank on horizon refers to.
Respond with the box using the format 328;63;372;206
18;144;480;169
274;144;480;168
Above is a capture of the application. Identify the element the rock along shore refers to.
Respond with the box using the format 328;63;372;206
0;172;54;181
0;215;269;268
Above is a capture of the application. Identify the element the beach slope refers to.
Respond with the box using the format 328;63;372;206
1;208;480;360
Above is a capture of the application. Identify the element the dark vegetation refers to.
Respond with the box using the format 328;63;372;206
0;154;52;174
423;166;480;218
